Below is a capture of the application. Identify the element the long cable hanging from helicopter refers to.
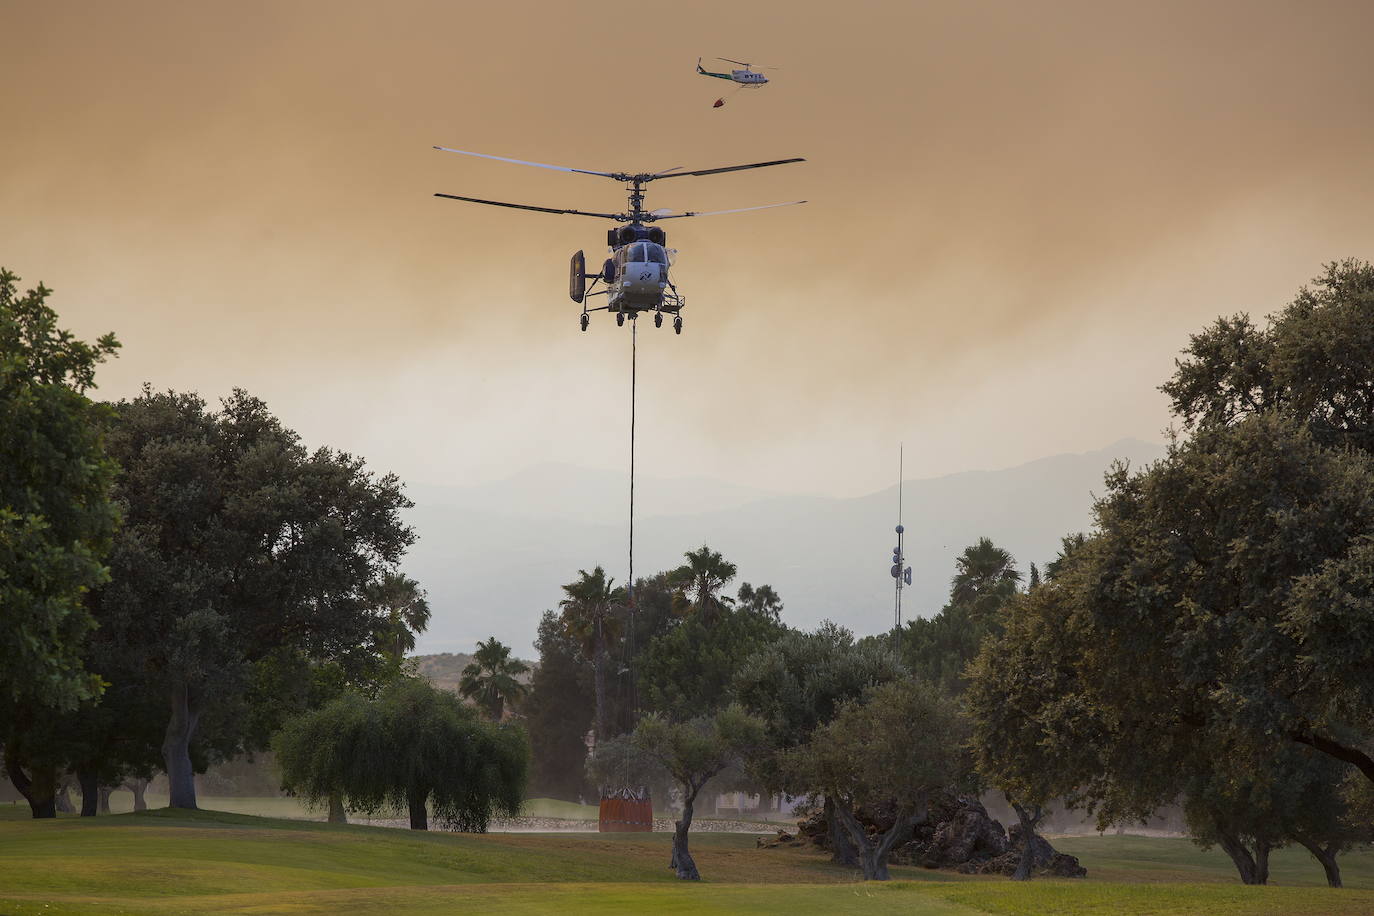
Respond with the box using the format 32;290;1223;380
430;142;805;819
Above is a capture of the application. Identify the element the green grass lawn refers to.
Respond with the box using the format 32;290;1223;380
2;805;1373;914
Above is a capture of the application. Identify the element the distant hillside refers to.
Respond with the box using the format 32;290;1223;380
402;438;1166;656
411;652;534;694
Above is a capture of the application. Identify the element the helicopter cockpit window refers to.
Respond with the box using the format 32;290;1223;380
644;245;667;264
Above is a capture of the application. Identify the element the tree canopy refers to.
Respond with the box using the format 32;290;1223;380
92;387;419;809
1163;259;1374;453
0;269;119;715
784;678;970;880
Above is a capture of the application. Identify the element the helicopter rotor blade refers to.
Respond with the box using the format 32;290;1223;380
648;157;805;180
652;200;808;220
718;58;751;67
434;193;623;220
432;146;621;180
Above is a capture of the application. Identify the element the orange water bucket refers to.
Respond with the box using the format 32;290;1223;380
598;795;652;832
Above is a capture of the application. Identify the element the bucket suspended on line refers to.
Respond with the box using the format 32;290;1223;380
598;786;653;832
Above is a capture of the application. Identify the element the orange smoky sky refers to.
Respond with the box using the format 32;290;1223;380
4;0;1374;496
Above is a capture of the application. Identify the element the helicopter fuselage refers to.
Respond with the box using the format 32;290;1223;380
607;239;675;314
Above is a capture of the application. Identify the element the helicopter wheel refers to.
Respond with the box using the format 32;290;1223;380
654;313;663;328
580;313;589;332
673;316;682;335
616;311;625;327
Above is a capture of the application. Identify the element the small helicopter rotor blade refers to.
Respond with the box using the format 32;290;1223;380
648;157;806;180
434;193;623;220
649;207;676;217
718;58;751;67
432;146;621;180
652;166;685;177
653;200;807;219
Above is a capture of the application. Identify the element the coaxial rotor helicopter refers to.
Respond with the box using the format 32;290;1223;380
432;147;805;333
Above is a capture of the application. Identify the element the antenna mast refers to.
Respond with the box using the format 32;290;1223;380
890;445;911;653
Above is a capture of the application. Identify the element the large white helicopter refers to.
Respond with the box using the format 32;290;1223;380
432;147;805;333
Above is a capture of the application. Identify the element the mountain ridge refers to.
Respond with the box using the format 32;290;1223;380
402;438;1166;656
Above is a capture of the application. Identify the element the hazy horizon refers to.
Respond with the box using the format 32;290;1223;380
5;1;1373;503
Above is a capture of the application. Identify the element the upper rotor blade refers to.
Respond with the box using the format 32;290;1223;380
434;193;622;220
654;200;808;219
432;146;619;179
718;58;750;66
649;157;805;180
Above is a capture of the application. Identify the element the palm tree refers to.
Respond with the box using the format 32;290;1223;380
459;637;531;720
950;537;1021;619
367;573;431;663
667;545;738;624
559;565;626;741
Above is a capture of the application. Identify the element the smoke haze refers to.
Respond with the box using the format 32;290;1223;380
4;2;1374;631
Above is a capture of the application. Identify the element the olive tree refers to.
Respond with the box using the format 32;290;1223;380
631;706;765;880
732;622;903;866
785;679;970;881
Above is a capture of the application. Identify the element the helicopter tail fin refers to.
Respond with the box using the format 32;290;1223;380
697;57;705;73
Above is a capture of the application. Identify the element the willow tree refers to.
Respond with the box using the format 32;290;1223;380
276;678;527;831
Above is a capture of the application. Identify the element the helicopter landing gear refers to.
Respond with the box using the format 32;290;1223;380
580;312;589;332
673;316;682;335
654;313;663;328
616;311;625;327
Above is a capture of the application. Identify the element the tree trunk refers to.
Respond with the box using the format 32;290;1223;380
1254;841;1271;886
128;777;148;812
407;787;429;830
4;750;56;819
328;791;347;824
832;798;920;881
670;783;701;880
54;779;76;814
1010;801;1044;882
1295;838;1342;888
1217;830;1267;885
78;768;99;817
162;680;201;809
825;794;859;867
593;642;608;742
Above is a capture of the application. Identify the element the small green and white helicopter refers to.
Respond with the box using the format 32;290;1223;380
696;57;771;86
696;58;775;107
